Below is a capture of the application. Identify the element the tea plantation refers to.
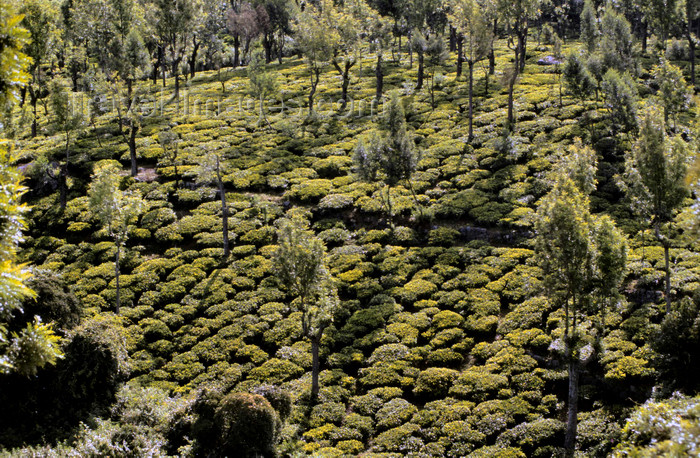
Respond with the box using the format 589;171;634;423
2;4;700;456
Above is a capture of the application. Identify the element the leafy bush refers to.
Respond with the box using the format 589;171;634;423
414;368;459;399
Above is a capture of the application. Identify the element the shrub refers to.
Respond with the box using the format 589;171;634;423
376;398;418;431
248;358;304;384
414;368;459;399
432;311;464;330
211;393;280;458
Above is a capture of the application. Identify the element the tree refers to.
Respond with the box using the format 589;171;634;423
354;92;418;226
247;53;278;128
424;34;449;109
49;80;84;211
293;1;338;117
450;0;493;140
599;7;635;74
226;2;268;67
563;50;596;106
0;0;62;380
0;3;30;109
651;58;693;129
619;107;689;313
88;161;145;313
683;0;699;88
158;128;182;191
366;14;393;101
641;0;681;49
535;176;627;458
601;69;638;134
257;0;294;64
580;0;598;53
19;0;59;138
324;0;362;110
274;215;338;402
497;0;541;73
154;0;194;98
194;152;231;257
561;138;598;196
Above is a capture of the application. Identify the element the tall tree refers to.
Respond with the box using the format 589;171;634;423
535;176;627;458
0;0;63;380
683;0;699;88
88;161;145;313
354;92;418;226
49;80;84;211
324;0;362;110
579;0;598;52
651;58;693;129
247;52;278;127
619;107;689;313
273;215;338;402
154;0;194;98
366;14;393;101
497;0;540;73
450;0;493;141
20;0;59;138
194;151;231;257
293;1;338;117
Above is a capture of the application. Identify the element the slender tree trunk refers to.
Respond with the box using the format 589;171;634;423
215;156;230;258
449;26;457;52
129;124;138;177
688;26;696;89
309;69;320;116
518;26;527;72
233;34;240;68
564;358;580;458
152;47;161;85
655;222;672;313
417;50;425;90
468;60;474;141
189;39;200;79
311;336;320;402
664;242;672;313
59;164;67;211
376;53;384;100
277;30;284;64
457;34;464;78
115;243;121;314
172;58;181;98
641;21;648;54
30;92;37;138
489;20;497;75
507;68;517;130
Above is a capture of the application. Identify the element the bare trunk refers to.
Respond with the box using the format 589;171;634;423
31;93;37;138
468;61;474;141
664;242;671;313
233;34;240;68
216;156;230;258
655;221;672;313
564;359;580;458
507;69;516;130
308;69;319;116
311;337;320;402
456;34;464;78
189;39;200;79
376;53;383;100
417;50;424;90
115;244;121;314
129;124;138;177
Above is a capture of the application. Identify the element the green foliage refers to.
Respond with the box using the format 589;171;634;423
0;1;30;107
207;392;281;458
614;394;700;456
